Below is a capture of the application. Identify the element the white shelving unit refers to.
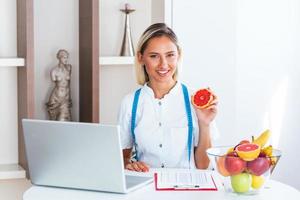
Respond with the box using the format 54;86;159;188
0;57;26;179
0;58;25;67
99;56;134;65
0;164;25;179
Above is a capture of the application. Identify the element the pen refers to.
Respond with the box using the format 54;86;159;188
173;185;200;189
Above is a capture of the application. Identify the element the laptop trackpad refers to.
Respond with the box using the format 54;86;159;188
125;175;152;189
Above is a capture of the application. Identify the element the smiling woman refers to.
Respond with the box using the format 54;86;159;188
118;23;219;172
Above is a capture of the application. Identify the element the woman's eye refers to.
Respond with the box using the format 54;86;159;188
150;55;158;58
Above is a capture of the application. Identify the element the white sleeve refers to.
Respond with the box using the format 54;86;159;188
192;111;200;147
207;121;220;170
117;94;134;149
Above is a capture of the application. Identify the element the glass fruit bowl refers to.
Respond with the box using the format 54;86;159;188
207;146;281;195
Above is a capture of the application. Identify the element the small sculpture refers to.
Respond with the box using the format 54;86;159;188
46;49;72;121
120;3;135;56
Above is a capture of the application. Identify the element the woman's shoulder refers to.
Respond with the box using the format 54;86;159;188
120;87;143;107
179;82;196;95
120;92;134;105
119;88;144;116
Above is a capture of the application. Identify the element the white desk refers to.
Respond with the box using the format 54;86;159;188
23;179;299;200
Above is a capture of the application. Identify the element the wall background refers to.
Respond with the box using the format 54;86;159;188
235;0;300;189
34;0;79;122
172;0;236;147
172;0;300;190
99;0;151;124
1;0;299;190
0;0;18;165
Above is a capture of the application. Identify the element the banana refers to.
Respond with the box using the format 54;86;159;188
252;129;271;148
227;147;234;154
262;145;273;156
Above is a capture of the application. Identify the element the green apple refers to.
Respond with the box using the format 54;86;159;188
230;173;251;193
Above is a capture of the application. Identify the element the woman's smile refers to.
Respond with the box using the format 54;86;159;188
156;69;170;77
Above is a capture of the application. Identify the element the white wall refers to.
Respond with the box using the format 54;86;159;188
151;0;172;26
172;0;237;146
34;0;79;121
173;0;300;190
99;0;151;123
0;0;18;164
236;0;300;190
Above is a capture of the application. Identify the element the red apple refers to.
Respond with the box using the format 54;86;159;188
225;152;246;175
258;152;267;157
247;157;270;176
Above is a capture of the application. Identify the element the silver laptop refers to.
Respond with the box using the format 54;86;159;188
22;119;153;193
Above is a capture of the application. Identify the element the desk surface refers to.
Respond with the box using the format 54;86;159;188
1;175;299;200
23;179;299;200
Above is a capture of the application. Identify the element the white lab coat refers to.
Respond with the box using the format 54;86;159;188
118;82;219;168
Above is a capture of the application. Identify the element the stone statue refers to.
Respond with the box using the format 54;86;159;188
46;49;72;121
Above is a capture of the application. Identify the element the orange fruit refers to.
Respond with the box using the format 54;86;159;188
216;156;230;177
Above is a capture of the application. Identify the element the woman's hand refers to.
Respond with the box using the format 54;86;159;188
123;149;150;172
125;161;150;172
193;90;218;127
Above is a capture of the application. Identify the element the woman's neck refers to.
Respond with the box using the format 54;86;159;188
148;80;177;99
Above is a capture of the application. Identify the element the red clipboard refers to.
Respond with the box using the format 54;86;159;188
154;173;218;191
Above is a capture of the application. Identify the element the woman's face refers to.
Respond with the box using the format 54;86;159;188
139;36;180;85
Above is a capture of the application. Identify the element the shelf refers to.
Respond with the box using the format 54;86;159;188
0;58;25;67
99;56;134;65
0;164;26;179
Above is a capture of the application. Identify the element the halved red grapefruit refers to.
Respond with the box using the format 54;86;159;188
236;143;260;161
192;88;214;109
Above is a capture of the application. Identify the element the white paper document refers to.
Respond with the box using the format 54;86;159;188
155;169;217;190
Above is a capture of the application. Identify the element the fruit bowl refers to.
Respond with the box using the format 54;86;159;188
207;146;281;195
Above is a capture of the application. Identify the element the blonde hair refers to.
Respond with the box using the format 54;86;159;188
135;23;182;85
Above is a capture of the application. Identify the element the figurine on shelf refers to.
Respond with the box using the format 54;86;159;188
120;3;135;56
46;49;72;121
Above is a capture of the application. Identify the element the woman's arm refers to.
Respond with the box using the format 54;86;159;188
193;91;218;169
123;148;132;167
194;123;212;169
119;94;149;172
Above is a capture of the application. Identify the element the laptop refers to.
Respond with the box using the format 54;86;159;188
22;119;153;193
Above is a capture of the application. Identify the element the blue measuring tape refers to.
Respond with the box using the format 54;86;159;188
130;83;193;163
181;84;194;163
130;88;141;160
